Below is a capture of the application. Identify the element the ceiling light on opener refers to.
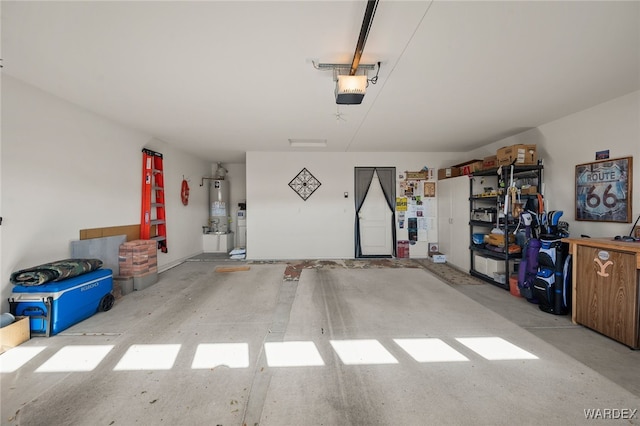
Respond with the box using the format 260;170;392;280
313;62;378;105
335;75;368;105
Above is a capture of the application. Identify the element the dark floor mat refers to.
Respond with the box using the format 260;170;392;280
416;259;486;285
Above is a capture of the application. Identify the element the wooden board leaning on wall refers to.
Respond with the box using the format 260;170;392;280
79;224;156;242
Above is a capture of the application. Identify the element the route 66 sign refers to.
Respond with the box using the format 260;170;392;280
575;157;632;222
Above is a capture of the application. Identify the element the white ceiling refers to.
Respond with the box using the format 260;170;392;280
3;1;639;163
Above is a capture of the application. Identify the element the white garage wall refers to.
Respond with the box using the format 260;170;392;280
466;90;640;239
245;151;462;260
1;77;210;310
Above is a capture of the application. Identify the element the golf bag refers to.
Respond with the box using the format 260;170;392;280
518;237;541;301
532;234;571;315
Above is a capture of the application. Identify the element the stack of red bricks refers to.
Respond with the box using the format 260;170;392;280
118;240;157;278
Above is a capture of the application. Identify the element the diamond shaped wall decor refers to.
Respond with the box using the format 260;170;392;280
289;168;321;201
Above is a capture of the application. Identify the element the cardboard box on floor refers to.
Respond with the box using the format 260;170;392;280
0;316;30;354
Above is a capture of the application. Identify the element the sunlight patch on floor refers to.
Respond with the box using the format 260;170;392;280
192;343;250;369
330;339;398;365
394;338;469;362
1;337;541;373
36;345;114;372
265;341;325;367
0;346;46;373
456;337;538;360
114;344;181;370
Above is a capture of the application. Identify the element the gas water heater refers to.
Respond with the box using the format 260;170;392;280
209;179;230;234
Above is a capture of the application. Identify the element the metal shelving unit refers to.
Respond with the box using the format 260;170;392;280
468;165;543;289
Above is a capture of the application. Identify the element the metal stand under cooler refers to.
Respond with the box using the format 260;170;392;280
9;269;115;336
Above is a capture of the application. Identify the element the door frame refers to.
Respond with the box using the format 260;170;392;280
354;167;396;258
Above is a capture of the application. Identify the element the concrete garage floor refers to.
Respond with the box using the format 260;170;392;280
1;259;639;426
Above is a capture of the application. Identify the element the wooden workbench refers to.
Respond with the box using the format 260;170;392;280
563;237;640;349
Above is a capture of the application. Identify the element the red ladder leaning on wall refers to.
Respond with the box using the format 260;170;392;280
141;148;168;253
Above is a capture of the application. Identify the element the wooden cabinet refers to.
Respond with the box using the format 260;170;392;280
437;175;470;271
565;238;640;349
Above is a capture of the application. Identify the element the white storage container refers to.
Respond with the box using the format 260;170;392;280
486;258;507;275
474;255;513;276
474;255;487;275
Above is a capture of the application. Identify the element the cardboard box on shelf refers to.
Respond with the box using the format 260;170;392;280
437;167;460;180
520;185;538;195
497;144;538;166
0;316;30;354
487;233;516;246
458;160;484;175
438;158;484;180
452;159;482;174
483;155;498;169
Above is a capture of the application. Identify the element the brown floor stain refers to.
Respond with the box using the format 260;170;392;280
266;258;423;281
215;266;251;273
247;258;485;285
283;265;302;281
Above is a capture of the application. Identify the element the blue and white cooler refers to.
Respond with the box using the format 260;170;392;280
9;269;115;336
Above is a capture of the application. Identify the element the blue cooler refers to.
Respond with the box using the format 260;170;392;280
8;269;114;336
